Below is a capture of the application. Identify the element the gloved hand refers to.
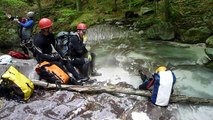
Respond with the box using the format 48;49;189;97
6;13;11;19
51;53;61;60
87;53;92;61
13;18;19;23
83;35;88;44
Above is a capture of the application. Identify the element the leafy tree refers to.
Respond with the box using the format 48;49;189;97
25;0;42;18
0;0;28;15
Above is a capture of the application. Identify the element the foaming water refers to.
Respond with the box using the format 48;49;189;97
174;66;213;99
94;67;142;88
131;111;151;120
87;24;131;42
90;28;213;120
176;105;213;120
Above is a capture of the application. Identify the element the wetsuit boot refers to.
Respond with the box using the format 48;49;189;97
64;60;89;83
90;53;102;76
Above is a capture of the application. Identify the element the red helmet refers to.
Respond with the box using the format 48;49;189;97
39;18;53;29
77;23;87;30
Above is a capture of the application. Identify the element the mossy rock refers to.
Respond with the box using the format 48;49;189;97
182;26;212;43
145;22;175;41
205;61;213;69
206;36;213;48
0;28;19;48
205;48;213;60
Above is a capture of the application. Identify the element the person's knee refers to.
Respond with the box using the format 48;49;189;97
83;58;90;64
138;80;149;90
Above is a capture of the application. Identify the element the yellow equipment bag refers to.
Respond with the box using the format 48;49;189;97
0;66;34;101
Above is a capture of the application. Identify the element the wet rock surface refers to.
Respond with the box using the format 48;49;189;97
0;90;177;120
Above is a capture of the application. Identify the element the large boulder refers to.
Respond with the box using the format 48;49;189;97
206;35;213;48
145;22;175;41
0;58;38;79
182;26;212;43
0;28;19;49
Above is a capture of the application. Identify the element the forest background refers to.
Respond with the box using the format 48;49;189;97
0;0;212;56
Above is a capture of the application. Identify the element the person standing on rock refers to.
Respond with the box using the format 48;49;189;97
7;11;35;56
138;66;176;106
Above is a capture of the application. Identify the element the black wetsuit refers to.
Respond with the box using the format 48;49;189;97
70;35;88;58
70;34;97;76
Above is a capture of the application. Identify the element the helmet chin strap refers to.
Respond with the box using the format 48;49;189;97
41;28;51;36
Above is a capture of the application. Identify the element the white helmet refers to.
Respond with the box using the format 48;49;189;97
26;11;34;18
0;55;12;65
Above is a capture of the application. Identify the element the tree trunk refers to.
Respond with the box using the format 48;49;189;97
76;0;81;11
164;0;171;22
128;0;132;10
32;80;213;105
114;0;117;11
36;0;42;19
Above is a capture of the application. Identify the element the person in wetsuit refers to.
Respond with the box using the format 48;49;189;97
138;66;176;106
12;11;35;56
69;23;102;77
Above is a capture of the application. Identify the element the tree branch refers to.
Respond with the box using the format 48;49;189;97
32;80;213;105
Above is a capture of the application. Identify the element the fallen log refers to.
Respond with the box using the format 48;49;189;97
32;80;213;105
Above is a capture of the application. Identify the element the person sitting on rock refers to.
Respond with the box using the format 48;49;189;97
69;23;102;77
138;66;176;106
32;18;88;85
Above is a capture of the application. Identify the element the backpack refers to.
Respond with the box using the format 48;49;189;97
56;31;77;57
0;66;34;101
35;61;70;84
8;51;30;59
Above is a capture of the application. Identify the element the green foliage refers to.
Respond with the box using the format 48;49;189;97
122;0;143;10
0;0;28;9
138;16;158;29
169;6;183;22
0;12;5;21
94;0;116;13
0;0;28;19
128;0;143;8
104;8;114;14
59;9;79;17
70;12;96;30
56;8;80;24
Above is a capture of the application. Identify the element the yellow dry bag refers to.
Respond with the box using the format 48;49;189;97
0;66;34;101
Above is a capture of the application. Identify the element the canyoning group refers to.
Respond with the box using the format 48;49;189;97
0;11;176;107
